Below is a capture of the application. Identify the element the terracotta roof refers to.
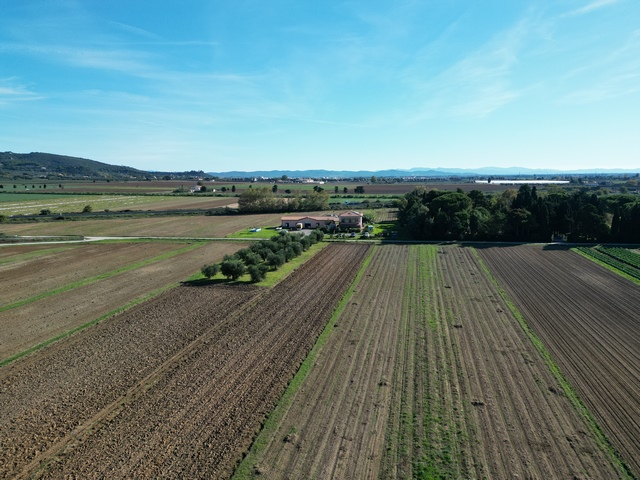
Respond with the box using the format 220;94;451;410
280;215;338;221
338;210;363;217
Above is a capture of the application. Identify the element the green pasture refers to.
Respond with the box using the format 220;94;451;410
226;226;282;239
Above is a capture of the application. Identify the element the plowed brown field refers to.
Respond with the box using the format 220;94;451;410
478;245;640;477
0;243;371;479
0;241;247;362
242;245;619;479
0;212;285;237
0;242;182;305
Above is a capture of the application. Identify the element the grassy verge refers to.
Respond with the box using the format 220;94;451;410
0;242;205;313
232;245;376;479
471;248;635;479
0;282;183;368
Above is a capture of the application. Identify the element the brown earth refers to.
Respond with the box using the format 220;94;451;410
0;242;183;306
250;245;405;479
0;241;247;362
477;245;640;477
126;195;237;210
248;244;620;479
437;246;619;478
0;243;371;479
0;213;285;237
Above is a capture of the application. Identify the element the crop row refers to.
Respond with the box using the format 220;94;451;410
575;247;640;281
594;246;640;270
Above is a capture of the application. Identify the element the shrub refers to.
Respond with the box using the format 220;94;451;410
201;263;220;279
247;264;266;283
220;259;246;280
266;251;285;270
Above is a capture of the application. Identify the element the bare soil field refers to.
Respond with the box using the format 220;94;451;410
0;241;247;362
0;242;183;306
0;213;285;237
478;245;640;477
243;244;618;479
246;245;406;479
0;243;371;479
125;195;237;211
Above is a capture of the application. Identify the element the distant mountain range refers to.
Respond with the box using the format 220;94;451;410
207;166;640;178
1;152;638;179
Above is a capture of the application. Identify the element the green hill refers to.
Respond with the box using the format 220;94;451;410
0;152;148;179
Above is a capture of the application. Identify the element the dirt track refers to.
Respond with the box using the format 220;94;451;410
478;245;640;477
0;243;370;479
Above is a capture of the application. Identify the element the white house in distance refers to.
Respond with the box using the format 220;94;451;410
280;211;364;230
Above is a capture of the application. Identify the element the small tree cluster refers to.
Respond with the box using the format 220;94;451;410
201;230;324;284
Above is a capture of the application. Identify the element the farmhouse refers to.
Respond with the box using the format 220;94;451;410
338;210;364;230
280;211;364;230
280;214;339;230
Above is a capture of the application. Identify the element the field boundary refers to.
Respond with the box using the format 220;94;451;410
232;245;376;479
471;247;634;479
0;242;205;314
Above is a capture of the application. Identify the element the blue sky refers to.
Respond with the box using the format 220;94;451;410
1;0;639;172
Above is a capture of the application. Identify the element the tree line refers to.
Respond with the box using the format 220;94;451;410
237;187;329;213
397;185;640;243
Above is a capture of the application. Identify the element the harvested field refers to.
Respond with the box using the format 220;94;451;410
478;245;640;477
242;244;618;479
0;242;182;306
0;213;284;238
0;241;247;362
0;243;371;479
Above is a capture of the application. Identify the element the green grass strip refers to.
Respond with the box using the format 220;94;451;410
0;281;182;368
471;248;635;479
232;245;376;480
573;248;640;286
0;242;206;313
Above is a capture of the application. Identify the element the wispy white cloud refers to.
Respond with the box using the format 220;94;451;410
401;15;533;120
567;0;621;16
560;28;640;103
0;78;43;105
108;21;161;40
